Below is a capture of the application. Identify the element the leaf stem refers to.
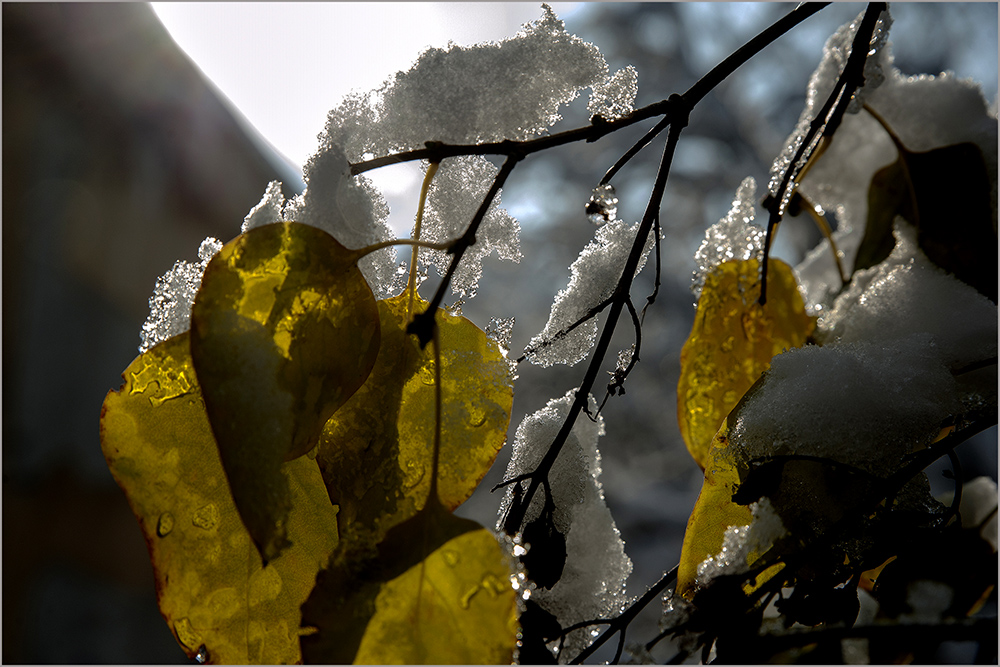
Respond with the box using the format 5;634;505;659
409;160;441;318
427;322;443;506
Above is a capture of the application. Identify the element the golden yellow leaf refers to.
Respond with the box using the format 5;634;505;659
677;258;813;469
100;332;339;663
190;222;379;561
676;258;812;598
316;292;513;543
300;501;518;664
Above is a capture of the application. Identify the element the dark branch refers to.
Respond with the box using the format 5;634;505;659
759;2;886;304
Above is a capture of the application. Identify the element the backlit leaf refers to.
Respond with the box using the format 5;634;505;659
316;292;514;544
190;222;380;562
676;422;753;598
677;258;814;469
854;139;996;302
300;500;518;664
100;332;339;664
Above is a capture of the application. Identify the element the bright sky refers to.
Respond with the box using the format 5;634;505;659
152;3;581;172
152;3;580;232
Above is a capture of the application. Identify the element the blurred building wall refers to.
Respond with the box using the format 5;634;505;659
3;4;301;662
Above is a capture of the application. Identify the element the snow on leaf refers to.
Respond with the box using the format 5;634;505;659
189;222;380;563
678;258;814;470
300;501;518;665
316;292;514;546
526;219;656;367
821;222;998;373
139;237;222;353
242;180;285;233
691;177;764;298
794;44;997;311
100;332;339;664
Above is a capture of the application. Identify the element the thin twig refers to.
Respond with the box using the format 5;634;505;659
407;155;519;347
600;117;671;186
759;2;886;304
570;567;679;664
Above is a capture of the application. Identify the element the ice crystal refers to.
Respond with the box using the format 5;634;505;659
586;183;619;225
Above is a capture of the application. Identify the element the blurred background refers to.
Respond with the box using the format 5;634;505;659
3;3;996;662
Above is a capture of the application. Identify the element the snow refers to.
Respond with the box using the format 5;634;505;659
139;237;222;352
785;8;998;313
420;156;522;299
526;219;656;367
818;223;998;371
498;389;632;659
142;3;641;342
588;66;638;121
767;8;892;210
691;176;763;298
695;498;786;588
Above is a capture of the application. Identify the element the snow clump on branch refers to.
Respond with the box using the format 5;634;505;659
140;4;640;346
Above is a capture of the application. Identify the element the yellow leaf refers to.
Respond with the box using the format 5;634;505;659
676;258;812;598
190;222;379;561
677;258;813;469
317;292;513;543
100;332;339;664
300;501;518;664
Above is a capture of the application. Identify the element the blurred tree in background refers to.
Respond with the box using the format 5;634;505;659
2;3;995;662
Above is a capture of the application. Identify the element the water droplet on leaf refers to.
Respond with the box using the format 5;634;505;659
192;503;219;531
157;512;174;537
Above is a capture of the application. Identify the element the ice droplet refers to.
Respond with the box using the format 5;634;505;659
195;644;209;664
586;184;618;225
156;512;174;537
192;504;219;531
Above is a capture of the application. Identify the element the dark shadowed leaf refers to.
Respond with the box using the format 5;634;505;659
316;292;513;546
854;140;996;302
190;222;380;562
